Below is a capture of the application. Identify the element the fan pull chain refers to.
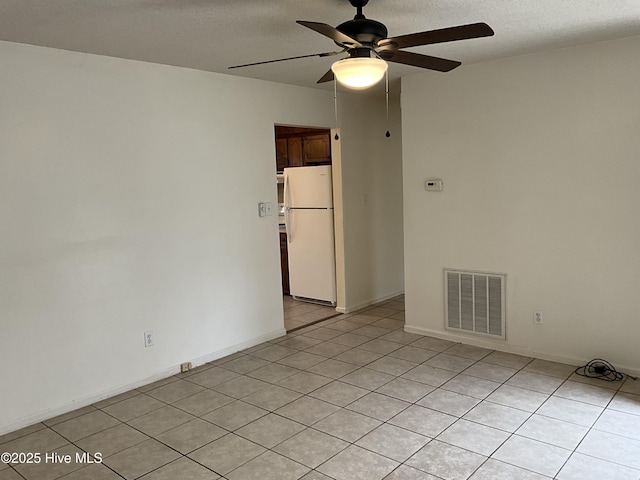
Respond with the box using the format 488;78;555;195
334;78;340;140
385;69;391;138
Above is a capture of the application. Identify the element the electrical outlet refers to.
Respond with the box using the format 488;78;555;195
533;311;544;325
180;362;192;373
264;202;273;216
144;331;154;347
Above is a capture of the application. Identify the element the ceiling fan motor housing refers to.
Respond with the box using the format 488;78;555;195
336;18;388;47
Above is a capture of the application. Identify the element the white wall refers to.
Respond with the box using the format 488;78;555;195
0;41;403;434
401;35;640;374
338;92;405;311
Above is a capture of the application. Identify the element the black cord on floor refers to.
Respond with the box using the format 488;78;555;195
574;358;637;382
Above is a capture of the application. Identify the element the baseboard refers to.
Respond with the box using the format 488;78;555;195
404;324;640;379
339;290;405;314
0;327;286;437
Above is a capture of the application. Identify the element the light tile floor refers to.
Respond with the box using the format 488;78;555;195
283;296;339;331
2;295;640;480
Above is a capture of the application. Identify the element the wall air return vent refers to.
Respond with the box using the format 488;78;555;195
444;269;506;339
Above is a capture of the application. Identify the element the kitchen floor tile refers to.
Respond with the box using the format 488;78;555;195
523;359;576;379
101;394;166;422
155;418;226;454
388;345;439;364
441;374;501;399
346;392;410;421
608;391;640;415
55;463;124;480
246;363;301;383
306;358;359;379
235;413;306;448
275;396;341;425
103;439;181;480
462;401;531;432
481;351;533;370
417;389;480;417
576;429;640;470
593;408;640;441
211;375;270;399
535;395;604;427
276;371;333;394
145;379;206;404
492;435;571;477
339;367;395;390
376;378;435;403
401;365;457;387
313;409;382;443
556;452;640;480
444;343;493;361
171;389;234;416
436;419;509;456
49;410;121;442
273;428;349;468
126;405;194;437
201;400;267;431
410;337;457;352
388;405;456;437
469;458;550;480
366;356;418;376
277;351;327;369
240;384;302;411
406;440;486;480
75;423;148;458
554;380;616;407
384;465;441;480
485;385;549;412
317;445;399;480
188;433;266;475
355;423;430;462
226;451;310;480
309;380;369;406
461;362;518;383
13;443;86;480
1;427;68;454
185;366;240;388
333;348;384;366
138;457;220;480
424;353;477;373
516;414;589;450
505;370;564;394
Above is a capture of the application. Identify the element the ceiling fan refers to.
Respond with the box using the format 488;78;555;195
229;0;494;89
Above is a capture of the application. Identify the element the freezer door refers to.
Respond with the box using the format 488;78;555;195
287;208;337;303
284;165;333;208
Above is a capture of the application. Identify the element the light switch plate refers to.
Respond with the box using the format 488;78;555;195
425;179;443;191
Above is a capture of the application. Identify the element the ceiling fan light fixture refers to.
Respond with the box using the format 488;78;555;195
331;57;387;90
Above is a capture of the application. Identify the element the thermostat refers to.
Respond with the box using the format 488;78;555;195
425;179;443;191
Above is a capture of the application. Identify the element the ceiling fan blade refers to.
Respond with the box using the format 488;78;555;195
379;22;494;50
317;70;335;84
297;20;362;48
228;50;342;69
379;49;461;72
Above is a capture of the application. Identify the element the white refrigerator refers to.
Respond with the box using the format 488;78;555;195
284;165;337;305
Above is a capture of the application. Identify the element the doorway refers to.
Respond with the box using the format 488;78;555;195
274;125;345;331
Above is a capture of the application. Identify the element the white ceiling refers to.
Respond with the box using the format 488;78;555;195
1;0;639;91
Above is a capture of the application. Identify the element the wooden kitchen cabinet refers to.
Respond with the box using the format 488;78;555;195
275;126;331;170
287;137;303;167
302;133;331;165
280;232;290;295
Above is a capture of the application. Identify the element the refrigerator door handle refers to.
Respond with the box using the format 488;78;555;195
284;173;292;243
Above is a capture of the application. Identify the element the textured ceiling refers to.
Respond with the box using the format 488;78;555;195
1;0;639;91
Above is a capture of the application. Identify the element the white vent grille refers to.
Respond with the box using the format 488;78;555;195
444;270;506;339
